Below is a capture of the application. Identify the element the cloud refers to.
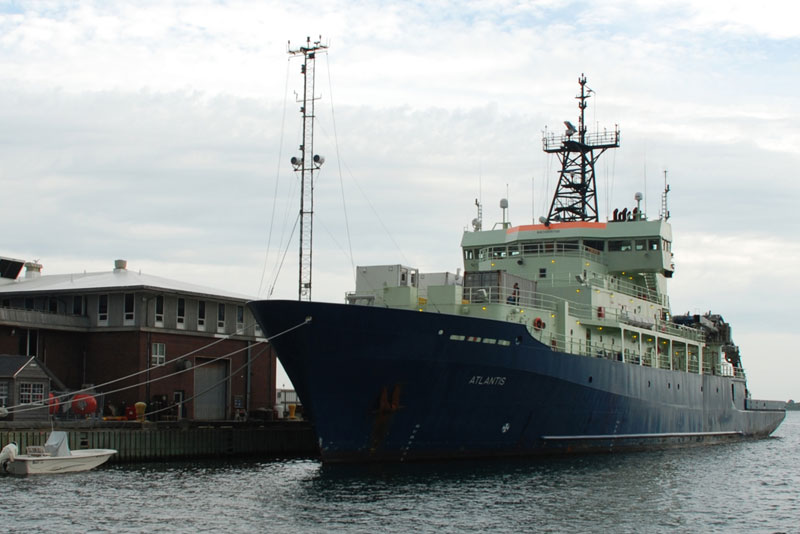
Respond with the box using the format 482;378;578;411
1;0;799;399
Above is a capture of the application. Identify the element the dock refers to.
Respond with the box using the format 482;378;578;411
0;420;318;462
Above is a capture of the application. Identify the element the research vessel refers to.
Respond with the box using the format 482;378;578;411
249;74;785;462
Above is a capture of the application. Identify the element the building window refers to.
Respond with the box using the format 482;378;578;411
155;295;164;326
236;305;244;331
177;298;185;328
152;342;166;366
198;300;206;331
124;293;135;324
19;382;44;404
98;294;109;324
72;295;84;316
0;382;8;407
217;303;226;332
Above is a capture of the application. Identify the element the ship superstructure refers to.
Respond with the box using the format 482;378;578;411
249;75;784;463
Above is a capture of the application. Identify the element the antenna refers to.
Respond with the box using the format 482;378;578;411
660;169;671;221
542;74;620;223
472;198;483;231
288;36;328;301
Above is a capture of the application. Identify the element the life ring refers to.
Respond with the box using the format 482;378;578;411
533;317;544;330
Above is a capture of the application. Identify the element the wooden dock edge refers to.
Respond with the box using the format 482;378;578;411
0;421;319;462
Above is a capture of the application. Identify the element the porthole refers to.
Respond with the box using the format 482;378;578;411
438;329;444;335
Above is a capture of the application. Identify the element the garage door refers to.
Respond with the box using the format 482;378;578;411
194;359;228;420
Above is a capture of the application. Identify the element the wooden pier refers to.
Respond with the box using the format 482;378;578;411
0;421;318;462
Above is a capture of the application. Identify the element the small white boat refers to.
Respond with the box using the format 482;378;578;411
0;431;116;475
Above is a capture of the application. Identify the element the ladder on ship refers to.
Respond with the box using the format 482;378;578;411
642;272;658;301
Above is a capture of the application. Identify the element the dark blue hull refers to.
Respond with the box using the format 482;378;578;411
248;300;785;462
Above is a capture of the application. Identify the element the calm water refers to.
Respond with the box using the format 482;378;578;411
4;412;799;533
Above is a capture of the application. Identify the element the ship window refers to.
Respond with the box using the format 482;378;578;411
479;248;487;260
449;334;465;341
539;268;547;279
523;243;539;255
608;240;632;252
635;240;646;251
583;239;604;253
498;340;511;346
508;245;520;257
491;247;506;259
648;239;660;251
482;338;497;344
464;249;475;260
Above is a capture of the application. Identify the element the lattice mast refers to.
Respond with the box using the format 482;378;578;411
289;37;327;301
542;74;620;222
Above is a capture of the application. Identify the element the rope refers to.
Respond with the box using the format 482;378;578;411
2;317;311;416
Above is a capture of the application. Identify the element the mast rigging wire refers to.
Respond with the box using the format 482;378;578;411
258;57;292;298
324;51;357;286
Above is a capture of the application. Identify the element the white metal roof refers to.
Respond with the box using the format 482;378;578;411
0;268;254;301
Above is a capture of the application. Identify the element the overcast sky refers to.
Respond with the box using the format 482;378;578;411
1;0;798;400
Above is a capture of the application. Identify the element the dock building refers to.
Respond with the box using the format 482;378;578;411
0;257;276;421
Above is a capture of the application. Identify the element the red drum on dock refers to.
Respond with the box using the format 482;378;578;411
71;394;97;415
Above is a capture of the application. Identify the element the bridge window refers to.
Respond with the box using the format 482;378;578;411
609;240;632;252
648;239;660;251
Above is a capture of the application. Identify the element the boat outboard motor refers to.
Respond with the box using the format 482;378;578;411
0;442;18;473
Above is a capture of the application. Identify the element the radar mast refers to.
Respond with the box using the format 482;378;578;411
288;36;327;301
542;75;620;222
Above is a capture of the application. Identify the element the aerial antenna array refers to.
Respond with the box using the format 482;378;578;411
288;36;327;301
542;74;620;223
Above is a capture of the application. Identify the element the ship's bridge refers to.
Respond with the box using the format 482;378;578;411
461;219;673;280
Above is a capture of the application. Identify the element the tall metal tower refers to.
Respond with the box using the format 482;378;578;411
542;75;620;223
288;36;327;301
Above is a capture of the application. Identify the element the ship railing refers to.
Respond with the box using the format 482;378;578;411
542;127;620;151
537;272;666;307
464;284;705;343
479;242;604;263
463;285;558;312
